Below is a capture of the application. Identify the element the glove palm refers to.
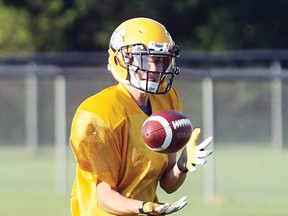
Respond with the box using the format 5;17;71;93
177;128;213;173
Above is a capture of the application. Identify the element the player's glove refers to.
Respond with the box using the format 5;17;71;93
138;196;187;215
177;128;213;173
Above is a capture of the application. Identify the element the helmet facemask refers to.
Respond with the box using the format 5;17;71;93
118;42;180;94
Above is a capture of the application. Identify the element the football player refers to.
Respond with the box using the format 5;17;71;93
70;17;212;216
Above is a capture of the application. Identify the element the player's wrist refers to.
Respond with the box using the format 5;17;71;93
176;161;188;173
138;201;147;214
138;201;158;215
177;149;189;173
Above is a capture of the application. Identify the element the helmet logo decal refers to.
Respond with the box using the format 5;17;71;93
148;41;169;54
110;28;126;50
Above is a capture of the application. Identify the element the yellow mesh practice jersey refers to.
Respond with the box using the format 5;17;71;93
70;83;182;216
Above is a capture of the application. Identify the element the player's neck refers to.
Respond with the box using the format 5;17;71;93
124;83;149;106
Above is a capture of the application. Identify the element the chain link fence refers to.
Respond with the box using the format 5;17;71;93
0;51;287;150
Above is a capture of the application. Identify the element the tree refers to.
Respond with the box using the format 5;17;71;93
2;0;288;51
2;0;77;51
0;2;34;52
186;0;288;50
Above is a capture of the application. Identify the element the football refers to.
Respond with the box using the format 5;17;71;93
141;110;193;153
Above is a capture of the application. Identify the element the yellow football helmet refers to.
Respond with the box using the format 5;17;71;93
108;17;180;94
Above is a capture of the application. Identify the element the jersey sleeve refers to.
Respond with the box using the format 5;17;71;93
70;109;121;188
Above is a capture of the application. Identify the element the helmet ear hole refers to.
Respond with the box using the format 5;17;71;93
114;56;119;65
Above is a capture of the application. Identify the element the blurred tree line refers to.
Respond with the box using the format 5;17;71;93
1;0;288;52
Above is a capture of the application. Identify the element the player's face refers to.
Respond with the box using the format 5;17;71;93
132;55;172;82
133;55;172;72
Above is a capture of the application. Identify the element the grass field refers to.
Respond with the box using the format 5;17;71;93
0;145;287;216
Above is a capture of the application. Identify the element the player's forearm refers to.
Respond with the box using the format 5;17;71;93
97;181;142;215
160;163;186;194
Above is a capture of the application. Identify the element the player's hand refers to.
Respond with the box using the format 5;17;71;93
138;196;188;215
164;196;188;215
177;128;213;173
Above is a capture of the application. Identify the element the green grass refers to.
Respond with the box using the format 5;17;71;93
0;145;287;216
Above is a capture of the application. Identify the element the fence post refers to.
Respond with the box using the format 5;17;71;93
54;74;67;194
270;61;283;150
25;71;38;154
202;76;215;201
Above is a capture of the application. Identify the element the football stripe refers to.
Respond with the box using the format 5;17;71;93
146;115;172;151
172;118;192;129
